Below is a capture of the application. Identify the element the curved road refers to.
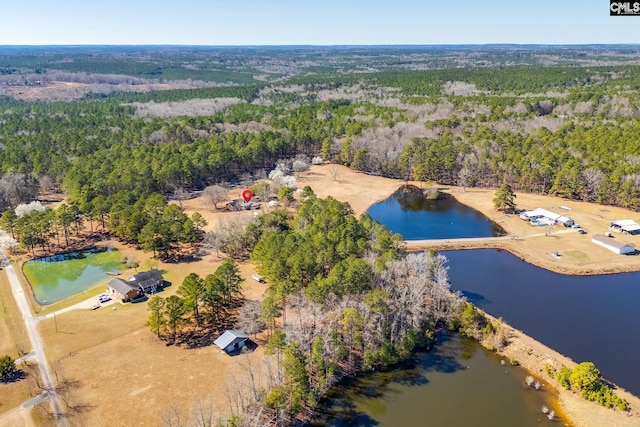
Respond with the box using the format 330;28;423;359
2;252;68;427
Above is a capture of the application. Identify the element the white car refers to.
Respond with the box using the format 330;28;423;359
98;294;111;303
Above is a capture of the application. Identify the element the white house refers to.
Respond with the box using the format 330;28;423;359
592;234;636;255
214;330;250;353
610;220;640;235
519;208;574;227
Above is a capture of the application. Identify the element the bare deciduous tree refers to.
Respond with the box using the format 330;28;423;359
292;159;310;176
235;300;266;337
173;187;189;208
203;185;228;211
329;166;339;182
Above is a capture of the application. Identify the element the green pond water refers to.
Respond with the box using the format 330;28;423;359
311;333;568;426
23;248;125;305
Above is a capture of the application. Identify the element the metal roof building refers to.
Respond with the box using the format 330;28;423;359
610;220;640;235
214;330;249;353
519;208;574;227
592;234;636;255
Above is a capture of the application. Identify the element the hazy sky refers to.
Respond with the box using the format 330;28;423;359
2;0;638;45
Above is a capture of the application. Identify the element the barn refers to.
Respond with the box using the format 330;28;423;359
591;234;636;255
610;220;640;235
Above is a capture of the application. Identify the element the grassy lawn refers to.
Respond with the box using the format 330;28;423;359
0;271;30;357
0;271;36;418
564;250;590;263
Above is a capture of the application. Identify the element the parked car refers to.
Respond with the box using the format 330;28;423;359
252;274;265;283
578;229;587;234
98;294;111;303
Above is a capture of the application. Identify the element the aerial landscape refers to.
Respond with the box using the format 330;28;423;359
1;1;640;426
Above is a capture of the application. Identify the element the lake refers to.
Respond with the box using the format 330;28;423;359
23;248;125;305
368;188;640;396
445;248;640;397
366;186;505;239
310;332;567;426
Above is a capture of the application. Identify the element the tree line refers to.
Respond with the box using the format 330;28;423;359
0;193;205;260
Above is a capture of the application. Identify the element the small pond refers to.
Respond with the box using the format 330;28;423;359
310;332;567;426
23;247;125;305
366;186;505;240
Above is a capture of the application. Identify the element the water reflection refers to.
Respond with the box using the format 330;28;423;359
24;248;125;304
445;249;640;397
366;186;505;240
311;333;566;427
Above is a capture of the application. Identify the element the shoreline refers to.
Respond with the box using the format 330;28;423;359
300;165;640;277
486;313;640;427
299;165;640;426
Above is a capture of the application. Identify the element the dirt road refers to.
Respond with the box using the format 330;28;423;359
2;251;69;427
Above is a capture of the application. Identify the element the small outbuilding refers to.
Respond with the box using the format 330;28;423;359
214;330;250;353
591;234;636;255
610;220;640;235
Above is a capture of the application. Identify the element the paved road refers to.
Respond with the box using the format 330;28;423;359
2;252;69;426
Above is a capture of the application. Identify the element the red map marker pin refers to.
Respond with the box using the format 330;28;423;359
242;189;253;203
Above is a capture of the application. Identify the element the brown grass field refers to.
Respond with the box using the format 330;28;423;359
0;163;639;426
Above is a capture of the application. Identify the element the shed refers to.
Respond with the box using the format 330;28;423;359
592;234;636;255
610;220;640;235
214;330;249;353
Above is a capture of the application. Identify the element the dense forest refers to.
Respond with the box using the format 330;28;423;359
1;46;640;226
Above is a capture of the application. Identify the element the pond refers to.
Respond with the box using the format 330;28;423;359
445;249;640;397
23;247;125;305
310;332;567;426
366;186;505;240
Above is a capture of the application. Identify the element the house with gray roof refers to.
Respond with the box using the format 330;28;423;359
108;269;165;302
108;278;141;302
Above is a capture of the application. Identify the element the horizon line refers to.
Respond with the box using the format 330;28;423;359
1;43;640;48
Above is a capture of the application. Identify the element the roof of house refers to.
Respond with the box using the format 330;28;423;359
611;220;640;232
214;330;249;350
108;277;139;295
592;234;636;250
130;269;164;291
522;208;572;224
